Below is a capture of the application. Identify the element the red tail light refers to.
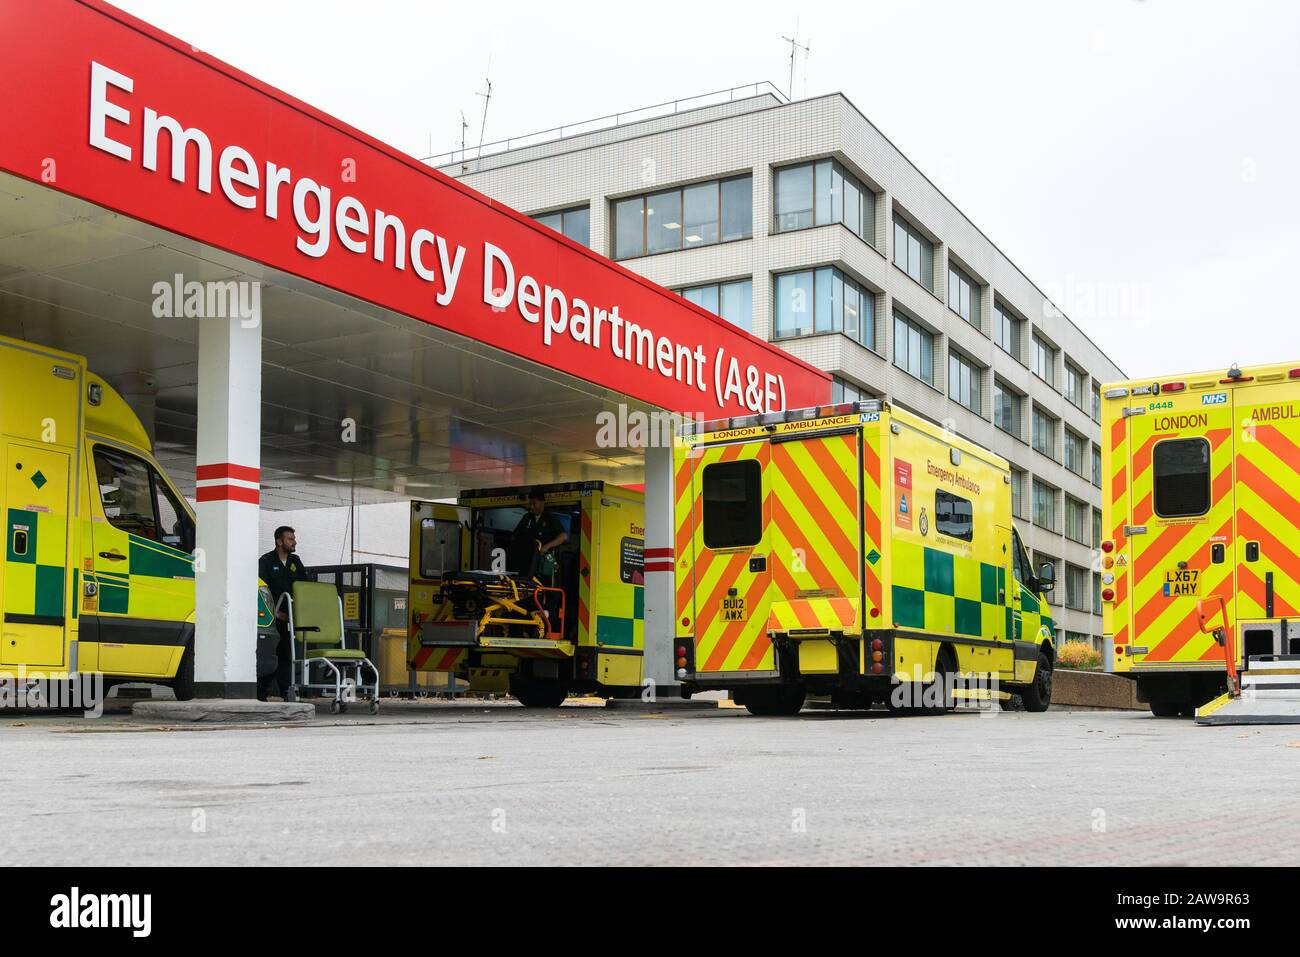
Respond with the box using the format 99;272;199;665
1290;368;1300;379
1102;587;1115;602
1160;381;1186;393
871;663;884;674
871;638;883;651
1101;539;1115;554
676;645;687;657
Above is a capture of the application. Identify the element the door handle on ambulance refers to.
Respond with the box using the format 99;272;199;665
98;550;126;561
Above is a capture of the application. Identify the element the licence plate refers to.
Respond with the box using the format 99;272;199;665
1164;569;1200;597
720;596;747;622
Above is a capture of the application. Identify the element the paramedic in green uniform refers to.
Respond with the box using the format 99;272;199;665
257;526;311;701
512;488;568;579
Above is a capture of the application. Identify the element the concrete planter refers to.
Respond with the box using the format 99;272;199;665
1051;668;1143;711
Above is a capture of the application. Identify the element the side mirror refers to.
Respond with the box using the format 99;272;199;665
1037;561;1056;593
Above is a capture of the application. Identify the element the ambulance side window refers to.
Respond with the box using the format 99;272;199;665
1152;438;1211;518
1010;527;1032;587
420;519;461;577
152;472;192;551
935;489;973;542
93;447;158;540
702;459;762;549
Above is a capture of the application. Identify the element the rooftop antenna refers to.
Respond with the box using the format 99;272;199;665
782;28;810;100
475;60;494;156
459;110;469;162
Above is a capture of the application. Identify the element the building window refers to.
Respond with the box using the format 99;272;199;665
947;262;981;327
993;302;1022;361
1153;438;1211;518
948;350;982;413
1091;507;1102;548
1091;384;1101;422
892;214;934;291
533;205;591;246
773;267;875;347
994;381;1022;439
680;279;753;333
1091;444;1101;487
773;159;875;244
1032;406;1057;459
1092;572;1102;613
1065;361;1086;409
1065;564;1089;612
893;311;935;384
1011;467;1026;519
1032;333;1056;386
1033;479;1057;531
1065;428;1087;477
1065;496;1088;544
612;175;752;259
832;377;874;403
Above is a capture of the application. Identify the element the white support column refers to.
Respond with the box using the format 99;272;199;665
194;308;262;698
642;443;678;695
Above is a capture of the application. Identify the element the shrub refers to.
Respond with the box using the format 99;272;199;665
1058;639;1102;671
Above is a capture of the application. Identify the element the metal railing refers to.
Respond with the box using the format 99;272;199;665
423;81;787;168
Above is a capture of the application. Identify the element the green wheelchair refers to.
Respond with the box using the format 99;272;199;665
277;580;380;714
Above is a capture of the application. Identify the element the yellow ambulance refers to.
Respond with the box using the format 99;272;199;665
406;482;646;706
673;400;1057;716
0;334;275;700
1101;361;1300;715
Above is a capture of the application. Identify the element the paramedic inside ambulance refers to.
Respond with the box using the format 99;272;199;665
511;488;568;581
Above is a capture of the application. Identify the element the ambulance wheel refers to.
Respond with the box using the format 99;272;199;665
739;685;805;717
1020;651;1053;713
368;700;379;715
329;699;342;715
171;641;195;702
921;648;957;713
1149;700;1182;718
510;678;568;709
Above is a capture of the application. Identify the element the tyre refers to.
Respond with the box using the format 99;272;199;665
739;685;805;717
921;648;957;714
510;677;568;708
1020;651;1053;713
171;641;195;702
1149;700;1182;717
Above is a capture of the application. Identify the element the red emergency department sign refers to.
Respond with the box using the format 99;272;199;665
0;0;828;417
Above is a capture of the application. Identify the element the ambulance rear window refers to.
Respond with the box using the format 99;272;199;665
419;518;461;578
935;489;973;542
1153;438;1211;518
702;460;761;549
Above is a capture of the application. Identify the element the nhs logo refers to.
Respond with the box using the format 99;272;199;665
1202;393;1228;406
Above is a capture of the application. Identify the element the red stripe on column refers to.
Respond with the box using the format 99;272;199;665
644;547;673;558
644;562;675;573
196;484;260;504
196;462;261;482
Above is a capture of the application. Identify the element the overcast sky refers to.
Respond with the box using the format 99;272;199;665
116;0;1300;378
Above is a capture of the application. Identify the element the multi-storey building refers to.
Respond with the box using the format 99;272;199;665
437;84;1124;647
